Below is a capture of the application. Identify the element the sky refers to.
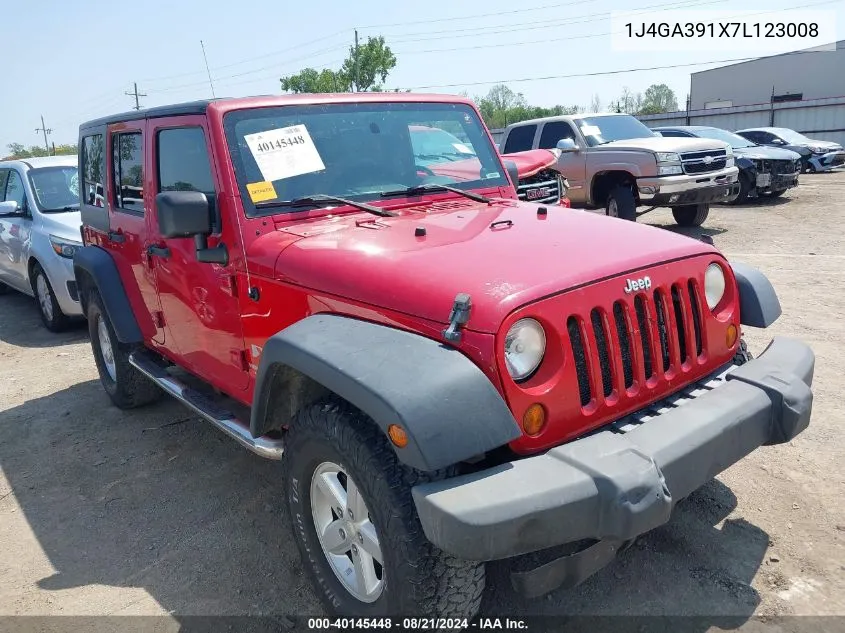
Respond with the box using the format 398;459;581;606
3;0;843;152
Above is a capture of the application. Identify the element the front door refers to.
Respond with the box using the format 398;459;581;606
0;168;33;292
147;116;248;392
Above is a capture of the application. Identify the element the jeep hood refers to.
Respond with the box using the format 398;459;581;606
271;201;717;333
595;136;730;153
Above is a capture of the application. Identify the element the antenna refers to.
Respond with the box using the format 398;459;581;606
200;40;216;98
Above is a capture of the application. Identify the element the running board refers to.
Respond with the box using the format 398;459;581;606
128;352;284;460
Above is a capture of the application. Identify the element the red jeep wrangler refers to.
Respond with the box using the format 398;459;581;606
73;94;814;619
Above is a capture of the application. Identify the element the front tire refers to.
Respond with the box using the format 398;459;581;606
728;174;752;205
605;185;637;221
87;290;161;409
32;263;69;332
671;203;710;227
284;402;485;618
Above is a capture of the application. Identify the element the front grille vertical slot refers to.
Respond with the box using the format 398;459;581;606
612;303;634;388
590;309;613;398
634;295;653;379
688;281;703;357
654;290;671;372
568;316;592;407
671;285;688;362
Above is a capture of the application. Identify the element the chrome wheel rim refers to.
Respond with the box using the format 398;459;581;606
36;274;53;322
310;461;384;602
607;198;619;217
97;315;117;382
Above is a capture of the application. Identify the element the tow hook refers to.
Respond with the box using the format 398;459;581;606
442;293;472;343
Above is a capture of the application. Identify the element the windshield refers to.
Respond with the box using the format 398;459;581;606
771;128;812;144
576;115;657;147
224;102;506;216
29;166;80;211
696;128;756;149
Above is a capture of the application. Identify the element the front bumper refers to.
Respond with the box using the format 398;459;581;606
637;168;740;205
756;170;800;192
810;151;845;171
412;337;813;595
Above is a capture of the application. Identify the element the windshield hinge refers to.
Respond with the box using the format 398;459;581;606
442;293;472;343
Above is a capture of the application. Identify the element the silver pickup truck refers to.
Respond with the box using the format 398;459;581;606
499;113;741;227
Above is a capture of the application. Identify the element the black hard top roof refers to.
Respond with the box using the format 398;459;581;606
79;99;219;131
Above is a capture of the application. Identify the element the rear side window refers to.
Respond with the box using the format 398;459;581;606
538;122;577;149
503;125;537;153
112;132;144;214
157;127;218;228
81;133;105;207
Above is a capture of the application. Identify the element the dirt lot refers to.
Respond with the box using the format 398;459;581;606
1;171;843;627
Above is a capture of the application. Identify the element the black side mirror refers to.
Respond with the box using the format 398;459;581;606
503;159;520;187
155;191;228;265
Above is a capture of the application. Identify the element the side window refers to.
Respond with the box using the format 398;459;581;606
502;125;537;153
4;171;27;210
82;133;105;207
157;127;217;220
0;169;8;199
656;130;685;137
538;122;576;149
112;132;144;214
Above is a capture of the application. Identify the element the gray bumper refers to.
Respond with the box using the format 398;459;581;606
412;337;814;563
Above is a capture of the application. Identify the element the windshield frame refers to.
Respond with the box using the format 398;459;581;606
694;127;757;149
223;101;507;219
26;165;80;212
576;115;658;147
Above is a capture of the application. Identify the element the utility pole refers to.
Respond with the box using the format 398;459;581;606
200;40;216;98
125;82;147;110
353;29;359;92
35;115;52;154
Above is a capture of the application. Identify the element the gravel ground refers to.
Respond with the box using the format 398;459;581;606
1;171;843;627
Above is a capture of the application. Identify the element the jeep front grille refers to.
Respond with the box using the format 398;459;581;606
680;149;727;175
517;169;561;204
568;278;705;407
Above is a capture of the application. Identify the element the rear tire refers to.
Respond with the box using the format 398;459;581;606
284;402;485;618
87;290;161;409
671;203;710;227
32;263;70;332
605;185;637;222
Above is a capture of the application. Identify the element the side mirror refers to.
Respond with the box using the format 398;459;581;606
0;200;19;216
155;191;228;265
503;159;520;187
556;138;579;153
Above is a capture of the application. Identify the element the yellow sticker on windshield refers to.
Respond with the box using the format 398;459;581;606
247;181;277;203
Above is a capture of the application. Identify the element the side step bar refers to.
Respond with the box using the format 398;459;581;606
128;352;284;460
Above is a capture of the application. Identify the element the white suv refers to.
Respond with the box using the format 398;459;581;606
0;156;84;330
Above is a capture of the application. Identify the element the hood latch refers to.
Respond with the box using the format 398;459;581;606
442;293;472;343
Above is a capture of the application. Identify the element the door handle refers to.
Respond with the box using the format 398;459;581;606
108;231;125;243
147;245;171;258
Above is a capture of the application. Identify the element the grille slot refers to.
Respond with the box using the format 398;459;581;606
654;290;671;372
590;309;613;397
688;281;703;357
568;317;591;406
612;303;634;388
634;295;653;379
671;285;688;362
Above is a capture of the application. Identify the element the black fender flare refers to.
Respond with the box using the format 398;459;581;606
729;262;782;328
250;314;522;472
72;246;144;344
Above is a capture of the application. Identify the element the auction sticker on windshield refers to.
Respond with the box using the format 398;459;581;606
244;125;326;182
246;180;277;203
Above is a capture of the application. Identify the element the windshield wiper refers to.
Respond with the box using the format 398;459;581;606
42;205;79;213
255;194;396;217
380;183;491;204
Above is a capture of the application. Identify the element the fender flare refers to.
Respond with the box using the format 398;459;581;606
72;246;143;344
251;314;522;472
729;262;782;328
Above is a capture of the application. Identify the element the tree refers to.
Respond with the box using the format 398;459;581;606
474;84;581;129
589;94;602;113
4;143;77;160
639;84;678;115
281;35;397;94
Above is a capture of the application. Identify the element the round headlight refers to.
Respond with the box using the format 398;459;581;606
704;263;726;310
504;318;546;381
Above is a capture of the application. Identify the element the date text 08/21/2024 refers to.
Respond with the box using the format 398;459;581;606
307;617;528;629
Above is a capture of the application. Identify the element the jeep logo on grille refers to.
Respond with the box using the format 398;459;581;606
526;187;552;200
624;276;652;293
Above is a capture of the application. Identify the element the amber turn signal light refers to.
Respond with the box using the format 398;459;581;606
387;424;408;448
726;323;738;348
522;403;547;436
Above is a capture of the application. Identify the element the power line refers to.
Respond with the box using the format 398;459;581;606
125;82;147;110
35;115;52;153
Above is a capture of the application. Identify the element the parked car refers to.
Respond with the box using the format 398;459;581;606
655;126;802;203
501;148;568;206
735;127;845;173
499;113;740;227
0;156;83;330
74;94;813;620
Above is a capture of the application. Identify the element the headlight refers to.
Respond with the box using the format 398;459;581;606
704;263;726;310
725;146;734;157
504;318;546;381
808;146;825;154
49;235;82;259
655;152;680;163
725;157;735;168
658;165;683;176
